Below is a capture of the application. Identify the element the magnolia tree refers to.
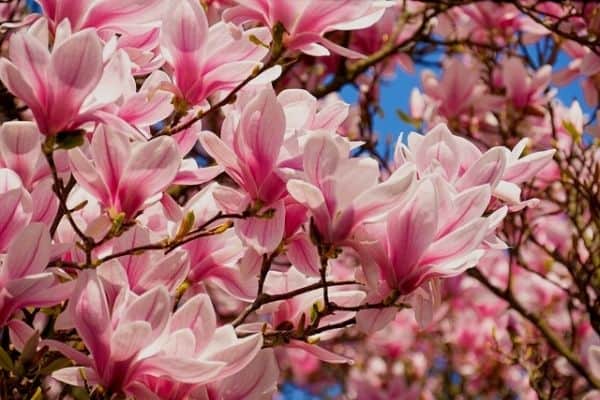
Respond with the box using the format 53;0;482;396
0;0;598;399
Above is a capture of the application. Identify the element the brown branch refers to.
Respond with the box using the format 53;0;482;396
468;267;600;389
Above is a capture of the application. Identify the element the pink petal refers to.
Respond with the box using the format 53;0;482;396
422;219;488;265
199;131;245;187
0;60;46;132
7;320;36;353
236;200;285;254
214;349;279;400
356;307;397;334
0;187;32;251
47;29;103;134
68;147;110;206
286;234;320;276
173;163;224;186
110;321;152;361
288;340;352;364
237;87;285;183
5;223;51;279
31;180;58;226
205;327;263;378
456;147;507;191
91;126;129;199
8;32;49;104
117;136;180;216
503;150;556;184
121;286;170;335
52;367;100;387
387;180;438;285
172;294;217;352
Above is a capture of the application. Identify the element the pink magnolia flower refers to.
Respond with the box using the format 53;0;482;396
395;124;555;208
0;26;104;136
223;0;390;58
50;272;263;397
347;3;420;74
499;57;554;109
278;89;350;135
161;0;270;107
0;223;73;326
68;126;181;219
355;179;493;330
416;58;502;122
36;0;167;36
200;87;288;253
553;41;600;107
435;3;546;45
286;132;416;245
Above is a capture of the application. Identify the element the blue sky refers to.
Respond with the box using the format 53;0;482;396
339;49;593;151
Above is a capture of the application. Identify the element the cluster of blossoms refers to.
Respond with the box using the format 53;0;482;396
0;0;597;399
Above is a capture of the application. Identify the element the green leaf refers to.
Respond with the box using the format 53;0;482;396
562;120;581;142
20;330;40;365
0;346;13;371
40;357;73;375
396;109;419;125
249;34;269;49
175;211;195;240
31;387;44;400
55;129;86;150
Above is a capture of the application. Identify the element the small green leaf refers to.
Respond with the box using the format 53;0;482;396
20;330;40;365
31;387;44;400
40;357;73;375
562;120;581;142
55;129;86;150
249;34;269;49
396;109;420;126
175;211;195;240
0;346;13;371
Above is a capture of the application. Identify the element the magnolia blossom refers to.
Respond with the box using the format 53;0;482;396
161;0;270;107
286;132;416;245
223;0;390;57
0;25;104;135
36;0;167;35
68;126;181;219
395;124;555;208
49;271;262;397
200;87;288;253
0;1;591;398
